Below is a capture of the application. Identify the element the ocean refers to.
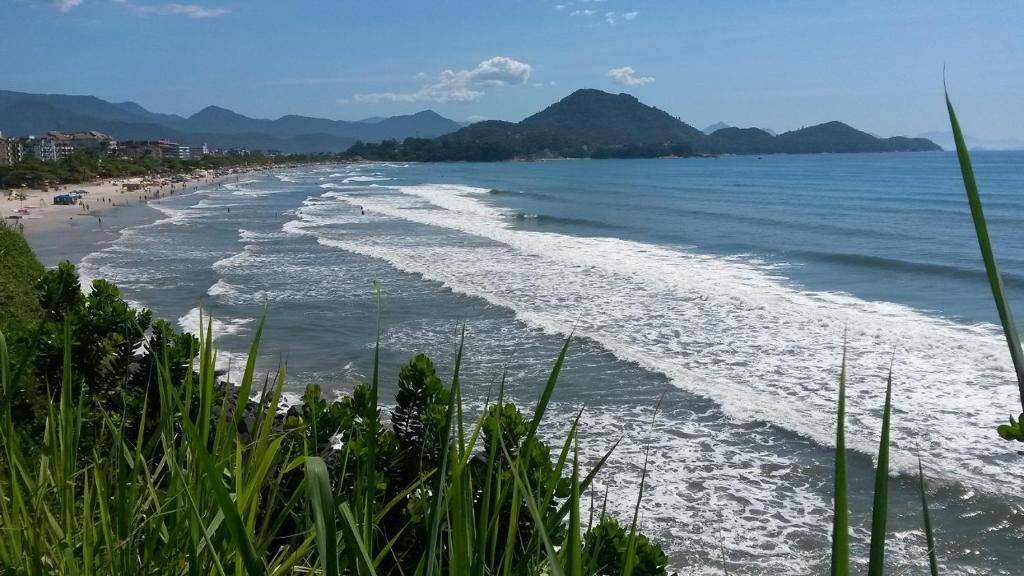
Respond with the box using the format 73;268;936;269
77;152;1024;574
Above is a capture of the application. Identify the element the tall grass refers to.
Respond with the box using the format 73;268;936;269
828;351;941;574
0;309;670;574
945;90;1024;439
0;316;314;574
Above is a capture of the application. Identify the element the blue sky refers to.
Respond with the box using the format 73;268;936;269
2;1;1023;139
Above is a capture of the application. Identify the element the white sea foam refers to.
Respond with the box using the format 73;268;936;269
292;183;1023;495
284;182;1024;572
238;228;287;242
150;203;200;226
342;175;391;183
207;278;241;297
194;198;240;210
177;306;253;338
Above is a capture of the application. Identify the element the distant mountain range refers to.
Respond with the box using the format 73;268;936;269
703;121;776;137
0;90;462;153
0;88;941;158
702;121;731;134
348;89;942;161
916;131;1024;151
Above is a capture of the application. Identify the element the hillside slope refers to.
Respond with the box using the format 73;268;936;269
0;90;461;152
0;227;44;334
347;89;940;160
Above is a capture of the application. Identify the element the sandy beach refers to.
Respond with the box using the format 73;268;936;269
1;168;271;234
2;166;274;265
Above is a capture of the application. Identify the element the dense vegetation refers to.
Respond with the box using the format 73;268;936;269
0;251;671;574
0;225;43;333
0;151;330;189
343;89;940;162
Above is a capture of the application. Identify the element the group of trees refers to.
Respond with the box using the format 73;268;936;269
0;150;331;190
344;129;695;163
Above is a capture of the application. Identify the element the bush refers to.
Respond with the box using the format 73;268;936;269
0;259;670;575
0;226;44;334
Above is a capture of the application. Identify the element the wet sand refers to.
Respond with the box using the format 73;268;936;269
6;168;270;266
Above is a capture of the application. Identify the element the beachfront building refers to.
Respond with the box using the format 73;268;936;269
67;131;118;156
117;139;191;160
188;143;209;158
158;140;191;160
20;136;58;161
0;134;22;165
46;132;75;160
119;140;164;159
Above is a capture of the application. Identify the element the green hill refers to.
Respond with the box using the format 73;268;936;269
346;89;940;161
0;89;462;153
771;121;940;153
518;89;706;148
0;226;44;334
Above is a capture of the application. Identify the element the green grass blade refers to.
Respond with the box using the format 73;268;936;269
305;456;339;576
946;91;1024;411
918;457;939;576
0;331;8;397
525;334;572;447
624;390;664;576
830;344;849;576
424;324;466;576
566;437;582;576
866;364;894;576
234;310;266;429
194;438;267;576
501;439;566;576
358;280;383;548
338;502;378;576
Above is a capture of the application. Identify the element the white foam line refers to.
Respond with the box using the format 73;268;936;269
177;306;253;338
292;183;1023;498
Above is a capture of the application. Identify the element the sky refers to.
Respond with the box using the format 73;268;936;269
2;1;1023;140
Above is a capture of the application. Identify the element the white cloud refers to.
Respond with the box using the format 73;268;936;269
148;3;229;17
53;0;82;11
112;0;230;18
607;66;655;86
568;6;636;25
353;56;533;104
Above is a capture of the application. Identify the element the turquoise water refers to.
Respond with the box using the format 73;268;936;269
80;152;1024;574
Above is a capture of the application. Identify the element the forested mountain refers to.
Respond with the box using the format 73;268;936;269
0;88;940;158
0;90;461;153
346;89;941;161
767;121;940;153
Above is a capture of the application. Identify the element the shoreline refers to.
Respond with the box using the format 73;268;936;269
5;166;271;267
